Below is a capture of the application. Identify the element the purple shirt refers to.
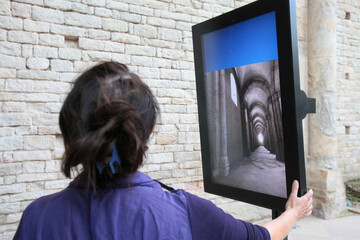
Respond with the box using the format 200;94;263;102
14;172;270;240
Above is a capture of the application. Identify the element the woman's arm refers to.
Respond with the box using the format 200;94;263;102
262;180;313;240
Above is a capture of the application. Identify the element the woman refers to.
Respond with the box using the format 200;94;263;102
14;62;313;240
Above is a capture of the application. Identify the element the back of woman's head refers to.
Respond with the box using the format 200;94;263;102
59;61;159;190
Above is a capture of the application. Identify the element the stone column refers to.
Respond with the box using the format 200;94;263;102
219;69;229;176
307;0;346;219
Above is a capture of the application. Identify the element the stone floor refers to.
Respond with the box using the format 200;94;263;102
288;214;360;240
215;146;287;198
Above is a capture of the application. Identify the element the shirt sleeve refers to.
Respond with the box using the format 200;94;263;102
183;191;270;240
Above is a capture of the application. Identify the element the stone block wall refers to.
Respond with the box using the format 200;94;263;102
0;0;259;238
0;0;358;238
336;0;360;182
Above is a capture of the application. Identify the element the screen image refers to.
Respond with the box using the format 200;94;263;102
201;11;287;198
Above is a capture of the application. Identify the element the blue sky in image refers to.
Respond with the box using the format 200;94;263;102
202;11;278;73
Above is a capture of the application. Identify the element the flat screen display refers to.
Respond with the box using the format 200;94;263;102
193;0;307;211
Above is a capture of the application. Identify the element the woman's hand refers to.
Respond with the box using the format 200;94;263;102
263;180;313;240
285;180;313;221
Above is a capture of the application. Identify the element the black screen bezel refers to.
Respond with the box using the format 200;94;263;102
192;0;306;211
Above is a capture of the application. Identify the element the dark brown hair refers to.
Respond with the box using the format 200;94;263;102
59;62;159;190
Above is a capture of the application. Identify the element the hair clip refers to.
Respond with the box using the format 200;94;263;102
97;146;121;175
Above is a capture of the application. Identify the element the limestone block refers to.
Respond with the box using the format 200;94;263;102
161;48;185;60
106;0;129;11
131;56;153;67
308;57;337;92
17;70;59;81
15;126;37;136
23;161;45;173
21;44;32;58
44;103;62;113
8;31;38;44
156;10;189;22
158;28;182;42
179;114;197;124
11;2;31;18
187;105;198;114
50;24;87;38
32;113;59;126
94;7;112;17
82;51;112;62
156;132;177;145
104;41;125;53
139;164;161;172
172;169;186;178
159;113;180;124
147;170;172;180
24;19;49;33
27;93;60;102
125;45;156;57
88;29;110;40
73;61;93;73
71;2;93;14
83;0;105;7
137;67;159;78
0;127;15;137
180;161;201;169
157;88;185;98
164;105;186;113
26;58;49;70
114;11;142;24
38;126;61;135
64;12;101;28
6;213;22;224
0;163;22;176
78;37;105;51
33;45;58;58
51;59;73;72
45;160;61;173
146;17;174;28
174;151;200;162
59;72;78;82
160;69;180;80
43;0;71;10
0;29;6;41
0;202;20;214
39;34;64;47
186;132;200;143
0;113;31;127
134;24;157;38
111;32;140;44
310;92;337;138
164;145;184;152
0;16;22;30
13;150;51;162
102;18;128;32
308;1;337;58
59;48;81;61
0;42;21;57
23;135;55;150
147;152;174;164
4;176;16;185
2;102;26;112
32;6;64;24
5;79;33;92
173;60;194;70
129;5;153;16
0;68;15;79
0;0;11;15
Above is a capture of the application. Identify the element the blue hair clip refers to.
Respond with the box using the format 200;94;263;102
97;146;121;175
